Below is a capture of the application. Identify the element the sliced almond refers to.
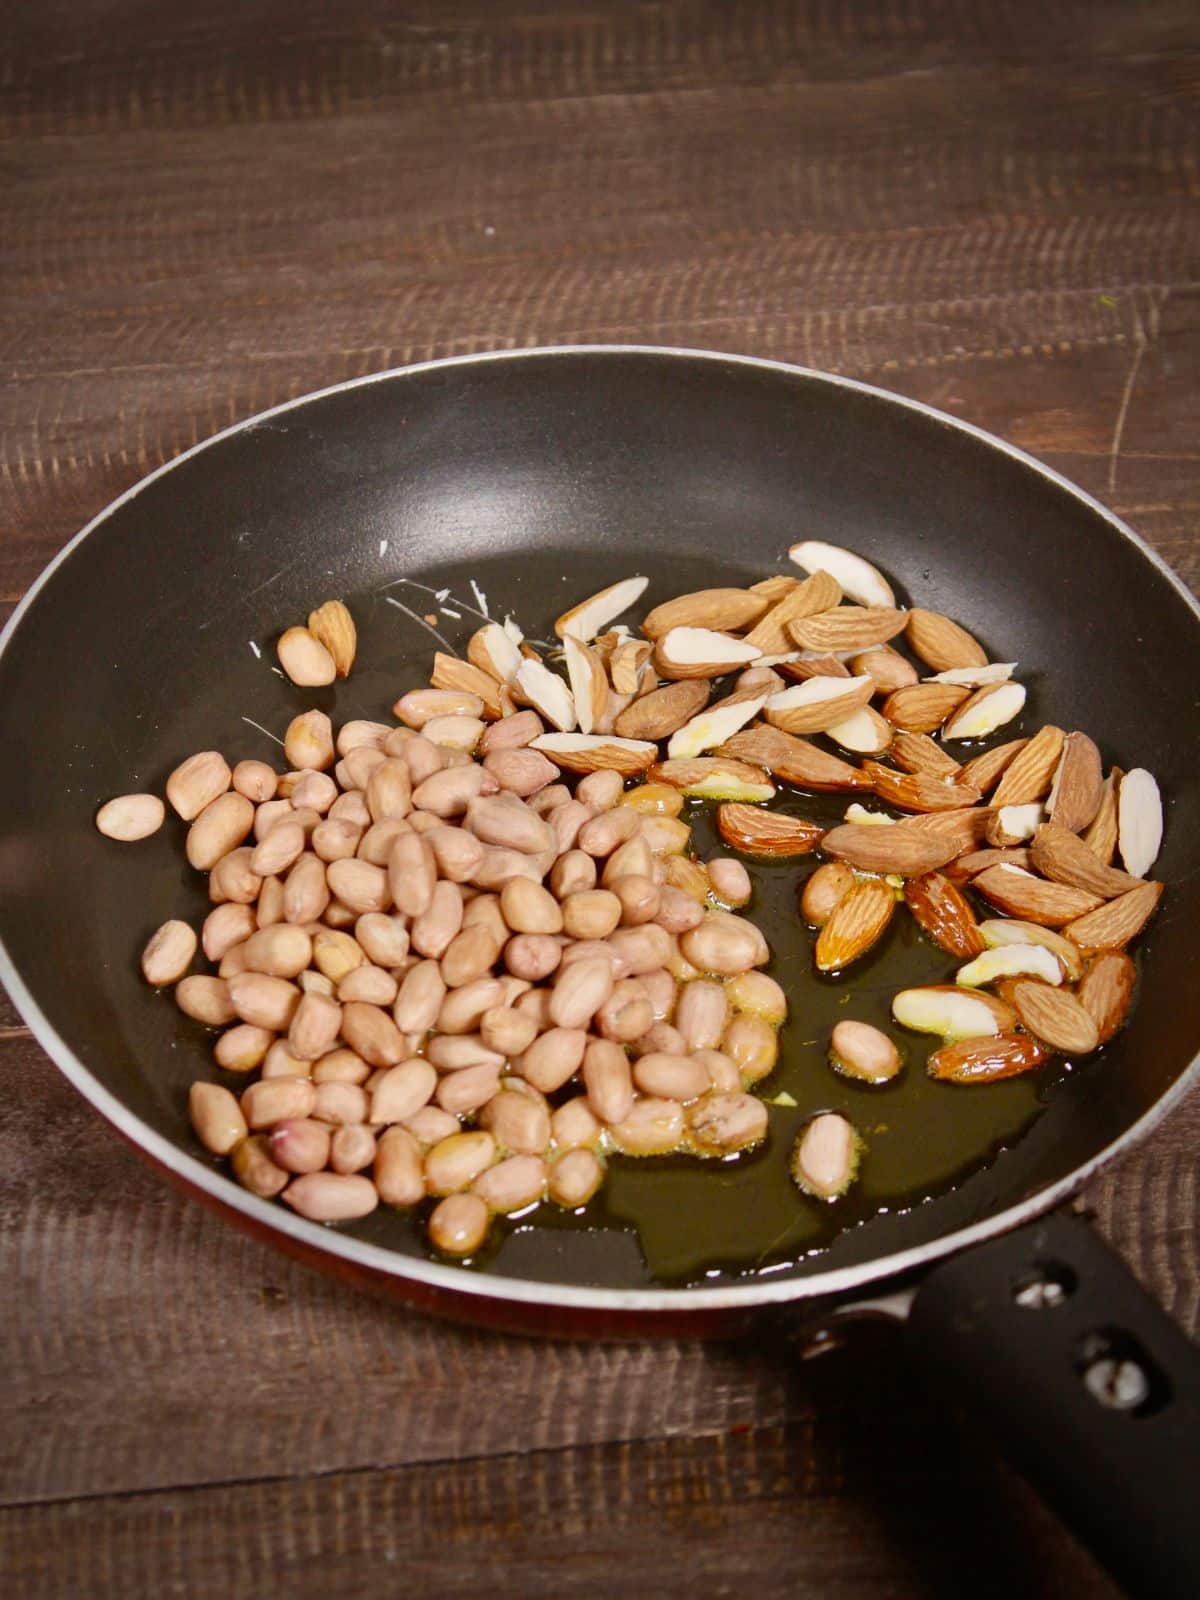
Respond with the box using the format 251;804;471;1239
667;691;766;760
987;802;1044;847
1083;770;1121;865
972;864;1103;927
1008;980;1099;1055
903;872;985;959
927;1032;1049;1083
1031;822;1146;900
789;540;895;607
881;682;969;733
555;576;649;642
927;662;1016;688
649;757;774;802
744;571;842;653
826;706;895;756
1077;950;1136;1043
430;653;511;720
864;761;981;814
959;738;1029;796
763;675;874;735
891;732;962;780
905;609;987;671
942;681;1026;740
614;679;709;741
641;588;768;640
892;986;1015;1040
851;645;919;694
956;945;1063;987
1047;731;1104;834
562;634;609;736
609;638;653;695
815;879;895;972
654;627;762;680
1117;768;1163;879
990;726;1065;807
978;919;1084;981
531;732;657;776
467;622;523;687
306;600;357;678
717;803;824;857
515;659;577;732
788;605;907;653
717;724;873;792
1063;880;1164;950
819;823;960;877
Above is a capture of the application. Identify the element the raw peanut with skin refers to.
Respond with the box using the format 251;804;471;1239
561;889;623;940
621;782;684;817
400;734;444;787
722;1014;778;1083
470;844;554;891
218;942;250;978
231;1134;289;1197
551;1097;601;1150
283;853;330;924
330;1124;377;1175
425;1032;505;1071
663;856;711;903
582;1038;635;1125
336;720;391;755
373;1125;426;1205
203;903;257;962
96;793;166;841
467;796;555;855
283;1172;378;1222
141;920;197;986
354;914;409;970
423;824;484;884
425;1131;497;1196
504;933;562;983
500;877;563;934
284;710;335;772
255;875;285;926
242;924;313;979
437;977;506;1036
549;849;597;898
595;979;655;1043
269;1117;332;1174
639;816;694;856
549;1149;604;1207
428;1193;490;1255
654;884;705;934
830;1020;901;1082
546;799;592;854
612;874;660;925
290;771;338;813
287;992;344;1060
440;924;503;988
277;626;336;686
577;769;625;811
423;714;485;752
411;764;489;818
679;913;765;976
188;1082;247;1154
260;1041;312;1079
480;709;545;755
791;1114;863;1199
187;792;255;871
311;1048;369;1085
227;971;300;1030
549;955;614;1028
343;747;386;790
633;1020;688;1057
609;923;673;975
402;1104;460;1147
299;971;336;997
707;857;752;905
724;970;787;1024
480;1090;552;1154
520;1027;588;1093
436;1062;503;1117
609;1097;685;1155
311;927;365;983
387;831;437;918
479;1006;540;1058
410;880;464;959
327;858;390;915
312;818;364;863
240;1076;316;1130
688;1092;768;1153
633;1053;711;1101
472;1154;548;1213
528;783;572;816
366;758;413;822
371;1059;437;1124
168;751;232;821
341;1001;406;1066
578;807;640;857
214;1023;274;1073
602;834;658;884
675;980;729;1051
691;1050;742;1094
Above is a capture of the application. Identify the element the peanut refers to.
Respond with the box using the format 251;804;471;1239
230;1134;289;1197
283;1172;378;1222
427;1193;489;1255
374;1125;426;1206
330;1124;377;1175
214;1022;274;1073
188;1081;247;1154
96;793;165;840
424;1130;497;1195
187;792;255;871
549;1149;603;1207
269;1117;332;1174
167;751;232;821
473;1154;547;1213
141;920;197;986
520;1027;588;1093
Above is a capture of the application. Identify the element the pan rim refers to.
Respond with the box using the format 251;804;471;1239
2;341;1197;1313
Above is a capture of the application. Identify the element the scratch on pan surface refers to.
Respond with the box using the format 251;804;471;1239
441;607;462;619
379;539;389;557
242;716;284;746
384;595;458;653
470;579;489;618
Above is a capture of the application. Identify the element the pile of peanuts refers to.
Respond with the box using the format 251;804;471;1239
133;696;786;1257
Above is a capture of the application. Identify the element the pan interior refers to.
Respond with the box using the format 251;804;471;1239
0;349;1196;1292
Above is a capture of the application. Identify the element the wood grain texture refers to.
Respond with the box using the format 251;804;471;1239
1;1;1196;1595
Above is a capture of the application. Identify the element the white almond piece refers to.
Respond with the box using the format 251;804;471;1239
516;659;577;732
657;627;761;670
788;540;896;607
765;675;874;712
1117;768;1163;878
825;706;892;754
666;693;767;759
474;622;523;686
556;576;649;642
502;616;525;647
978;919;1084;981
928;662;1017;687
754;651;804;668
678;771;774;802
995;802;1044;842
844;803;894;826
956;945;1063;988
563;634;607;736
941;681;1027;740
892;987;1004;1041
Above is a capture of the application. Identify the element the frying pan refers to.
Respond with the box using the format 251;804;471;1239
1;347;1197;1594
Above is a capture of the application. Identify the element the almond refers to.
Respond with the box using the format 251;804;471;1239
717;803;824;857
881;682;969;733
640;588;768;640
990;726;1065;807
1031;822;1145;900
430;653;511;720
515;658;577;732
1046;731;1103;834
864;761;982;814
1063;880;1164;950
825;705;895;756
789;540;895;607
951;846;1033;879
958;738;1029;795
649;757;775;801
978;919;1084;981
744;571;842;653
926;1032;1049;1083
777;653;851;681
892;985;1015;1040
614;679;709;740
942;681;1027;740
956;944;1063;987
905;609;987;671
654;627;762;680
667;691;767;760
467;622;523;687
851;646;919;694
903;872;985;958
891;732;962;780
749;574;800;602
609;638;653;695
1117;768;1163;878
1083;770;1121;864
717;724;873;792
562;634;609;735
1008;979;1099;1055
926;662;1017;688
788;605;907;652
819;823;960;876
1077;950;1136;1043
763;675;874;734
986;802;1044;847
555;576;649;642
307;600;357;678
972;864;1103;927
530;732;657;776
898;806;995;854
815;879;895;972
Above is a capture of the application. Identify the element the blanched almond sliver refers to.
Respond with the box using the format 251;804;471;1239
515;659;577;732
891;987;1006;1041
666;693;767;760
468;622;523;686
788;540;896;608
562;634;608;736
978;919;1084;980
927;662;1016;687
555;576;649;642
1117;767;1163;878
655;627;761;673
941;681;1027;739
825;705;893;755
956;945;1063;987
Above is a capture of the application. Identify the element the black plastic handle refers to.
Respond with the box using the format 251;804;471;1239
905;1211;1200;1598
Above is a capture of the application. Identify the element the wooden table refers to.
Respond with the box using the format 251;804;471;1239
2;4;1196;1594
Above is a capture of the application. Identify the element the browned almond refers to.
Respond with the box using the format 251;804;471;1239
958;738;1029;795
1063;880;1164;950
776;653;851;681
743;571;842;653
1077;950;1136;1043
972;865;1104;927
430;653;510;719
890;732;962;779
307;600;357;678
815;880;895;972
898;806;995;854
1008;980;1099;1055
948;846;1033;879
531;733;657;776
819;823;960;877
1048;731;1104;834
927;1032;1050;1083
991;726;1065;806
748;574;801;602
881;682;969;733
641;588;768;640
904;609;987;671
863;761;982;814
614;679;709;740
717;803;824;857
609;639;653;695
1083;770;1121;864
654;627;762;680
788;605;907;652
717;724;873;792
1030;823;1146;900
904;873;985;958
850;646;919;694
649;757;774;800
762;675;874;734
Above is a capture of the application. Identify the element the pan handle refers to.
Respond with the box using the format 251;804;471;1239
903;1210;1200;1598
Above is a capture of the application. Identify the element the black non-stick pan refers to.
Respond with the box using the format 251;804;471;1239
1;348;1197;1594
